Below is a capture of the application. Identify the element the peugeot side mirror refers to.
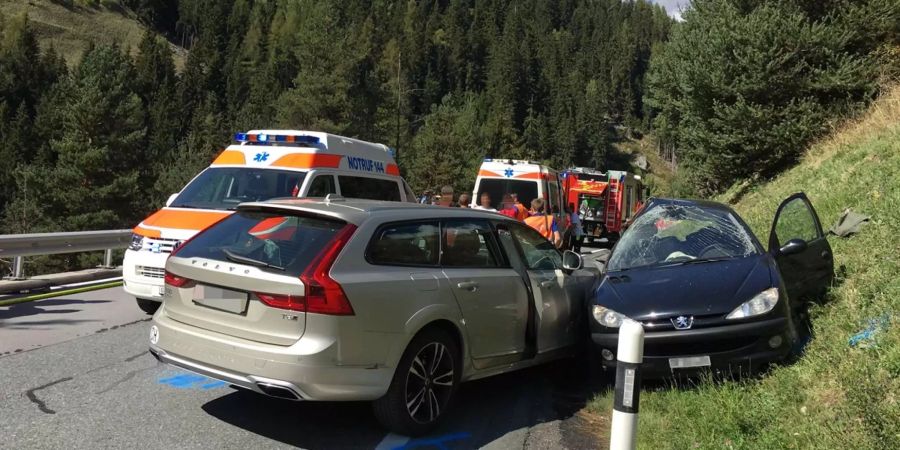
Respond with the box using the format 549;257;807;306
562;250;583;271
778;238;808;256
166;193;178;207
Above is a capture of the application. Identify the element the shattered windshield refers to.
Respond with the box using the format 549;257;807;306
608;203;759;271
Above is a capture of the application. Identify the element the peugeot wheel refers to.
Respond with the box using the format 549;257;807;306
373;328;459;436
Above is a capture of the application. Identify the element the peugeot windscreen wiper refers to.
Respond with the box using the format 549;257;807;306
673;257;733;266
222;248;285;271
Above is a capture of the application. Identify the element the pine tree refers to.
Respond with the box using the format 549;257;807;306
43;44;147;230
646;0;896;193
0;13;67;214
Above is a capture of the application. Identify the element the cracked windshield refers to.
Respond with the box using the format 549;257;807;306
608;204;758;271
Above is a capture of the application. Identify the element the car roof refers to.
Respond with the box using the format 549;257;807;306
237;197;517;225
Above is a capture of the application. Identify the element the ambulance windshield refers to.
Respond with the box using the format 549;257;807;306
171;167;307;211
477;179;539;210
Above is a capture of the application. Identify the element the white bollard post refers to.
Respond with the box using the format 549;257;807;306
610;318;644;450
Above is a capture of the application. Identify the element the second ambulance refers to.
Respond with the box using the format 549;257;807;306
124;130;415;313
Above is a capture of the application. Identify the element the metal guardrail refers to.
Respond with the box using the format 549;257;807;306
0;230;132;279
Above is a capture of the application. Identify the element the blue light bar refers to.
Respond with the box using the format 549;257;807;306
234;133;321;145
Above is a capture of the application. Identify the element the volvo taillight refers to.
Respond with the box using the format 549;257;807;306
256;293;304;311
300;224;357;315
164;271;191;287
256;224;357;315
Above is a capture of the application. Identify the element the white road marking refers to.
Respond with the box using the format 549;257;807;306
375;433;410;450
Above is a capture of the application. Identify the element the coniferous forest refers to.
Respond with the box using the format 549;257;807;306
0;0;896;236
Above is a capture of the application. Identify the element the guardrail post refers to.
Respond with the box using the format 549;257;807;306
102;249;114;269
9;255;25;280
610;319;644;450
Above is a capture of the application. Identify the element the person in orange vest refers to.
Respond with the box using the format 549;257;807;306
524;198;561;247
510;193;529;221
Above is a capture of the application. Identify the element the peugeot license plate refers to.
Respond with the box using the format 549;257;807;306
193;284;248;314
668;356;711;369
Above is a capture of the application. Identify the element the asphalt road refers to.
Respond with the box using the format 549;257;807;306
0;286;148;355
0;248;611;449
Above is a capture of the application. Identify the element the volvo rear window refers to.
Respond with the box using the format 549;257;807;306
174;211;346;276
172;167;306;210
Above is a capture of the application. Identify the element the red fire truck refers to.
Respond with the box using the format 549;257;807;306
562;167;644;245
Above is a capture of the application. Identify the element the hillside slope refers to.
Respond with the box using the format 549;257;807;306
0;0;185;66
589;86;900;449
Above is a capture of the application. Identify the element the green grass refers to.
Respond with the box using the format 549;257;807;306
0;0;185;68
587;86;900;449
609;137;678;197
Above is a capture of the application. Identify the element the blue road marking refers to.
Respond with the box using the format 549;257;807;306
392;432;471;450
158;372;226;390
202;381;227;390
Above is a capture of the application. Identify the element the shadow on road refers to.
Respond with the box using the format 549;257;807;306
202;390;388;448
202;358;611;449
0;299;111;321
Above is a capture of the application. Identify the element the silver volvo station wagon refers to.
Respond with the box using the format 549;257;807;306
149;196;595;435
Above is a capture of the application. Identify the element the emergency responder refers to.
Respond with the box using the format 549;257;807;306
525;198;561;247
510;193;529;220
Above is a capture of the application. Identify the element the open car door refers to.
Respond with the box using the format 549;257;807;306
769;192;834;302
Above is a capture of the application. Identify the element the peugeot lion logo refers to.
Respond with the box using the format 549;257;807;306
672;315;694;330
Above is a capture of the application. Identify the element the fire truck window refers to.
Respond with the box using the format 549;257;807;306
338;176;402;201
548;180;561;214
307;175;336;197
625;186;635;219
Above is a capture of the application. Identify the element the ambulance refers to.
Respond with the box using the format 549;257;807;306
124;130;415;313
470;159;565;223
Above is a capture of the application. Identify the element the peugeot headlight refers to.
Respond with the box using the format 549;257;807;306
592;305;627;328
128;233;145;251
726;288;779;320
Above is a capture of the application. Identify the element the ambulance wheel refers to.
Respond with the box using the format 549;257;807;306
136;298;160;315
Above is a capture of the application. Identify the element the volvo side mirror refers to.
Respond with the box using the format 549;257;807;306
562;250;583;270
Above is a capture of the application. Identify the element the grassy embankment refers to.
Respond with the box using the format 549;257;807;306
0;0;185;67
588;86;900;449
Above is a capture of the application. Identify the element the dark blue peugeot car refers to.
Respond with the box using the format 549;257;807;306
590;194;833;377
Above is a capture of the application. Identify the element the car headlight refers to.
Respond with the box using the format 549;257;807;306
726;288;779;320
592;305;627;328
129;233;145;251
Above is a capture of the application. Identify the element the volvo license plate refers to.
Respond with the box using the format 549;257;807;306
193;284;248;314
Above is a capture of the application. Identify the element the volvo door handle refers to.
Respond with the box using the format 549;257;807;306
456;281;479;291
539;280;555;288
